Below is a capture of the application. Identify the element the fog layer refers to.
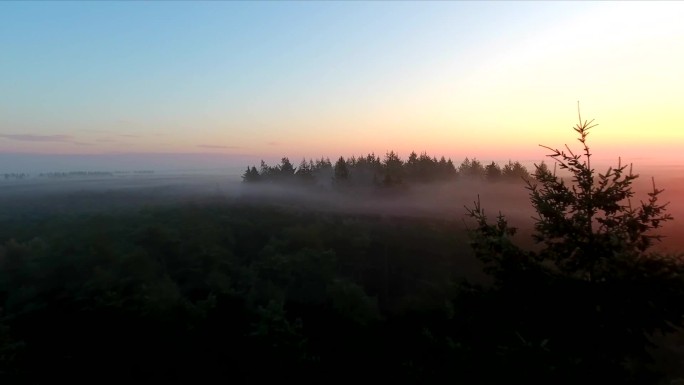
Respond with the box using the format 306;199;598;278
2;168;682;252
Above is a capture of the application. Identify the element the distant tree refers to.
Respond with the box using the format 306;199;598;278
260;160;272;178
458;157;471;175
459;157;486;179
485;161;502;182
279;157;295;177
405;151;420;181
419;152;438;182
464;108;684;383
313;157;332;172
311;157;333;185
241;166;260;183
445;158;457;178
295;158;315;184
346;153;381;186
382;151;404;186
368;153;383;182
333;156;350;185
502;160;531;182
367;153;381;166
436;156;453;180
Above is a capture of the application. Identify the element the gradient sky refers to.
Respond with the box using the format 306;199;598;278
2;1;683;169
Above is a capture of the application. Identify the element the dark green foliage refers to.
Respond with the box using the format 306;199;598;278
0;202;475;384
463;111;684;383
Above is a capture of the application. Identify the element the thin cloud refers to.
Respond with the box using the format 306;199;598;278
0;134;74;142
77;129;111;134
198;144;242;149
0;133;93;146
119;134;141;138
267;141;280;146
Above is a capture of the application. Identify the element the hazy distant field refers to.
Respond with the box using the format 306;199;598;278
2;168;682;252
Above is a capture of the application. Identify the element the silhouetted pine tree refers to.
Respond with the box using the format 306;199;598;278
382;151;404;186
463;108;684;383
241;166;260;183
333;156;350;186
502;160;530;181
295;158;315;184
485;161;502;182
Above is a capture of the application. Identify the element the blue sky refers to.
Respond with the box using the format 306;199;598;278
1;1;683;171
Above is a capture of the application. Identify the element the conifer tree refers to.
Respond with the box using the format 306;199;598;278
333;156;350;185
464;107;684;382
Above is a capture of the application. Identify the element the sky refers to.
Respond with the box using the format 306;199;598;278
1;1;684;172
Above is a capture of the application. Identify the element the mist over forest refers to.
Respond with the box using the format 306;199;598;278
3;151;683;251
3;1;684;382
3;128;684;385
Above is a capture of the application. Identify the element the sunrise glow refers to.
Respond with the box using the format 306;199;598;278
1;1;683;168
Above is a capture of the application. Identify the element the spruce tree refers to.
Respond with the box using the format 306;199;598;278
464;107;684;383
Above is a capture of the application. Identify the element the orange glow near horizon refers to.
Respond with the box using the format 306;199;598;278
1;2;683;168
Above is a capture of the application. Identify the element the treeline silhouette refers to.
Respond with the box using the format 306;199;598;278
38;170;156;178
243;151;530;187
2;173;28;180
0;170;158;179
40;171;115;178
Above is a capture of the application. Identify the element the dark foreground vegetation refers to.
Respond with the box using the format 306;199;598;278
2;114;684;384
